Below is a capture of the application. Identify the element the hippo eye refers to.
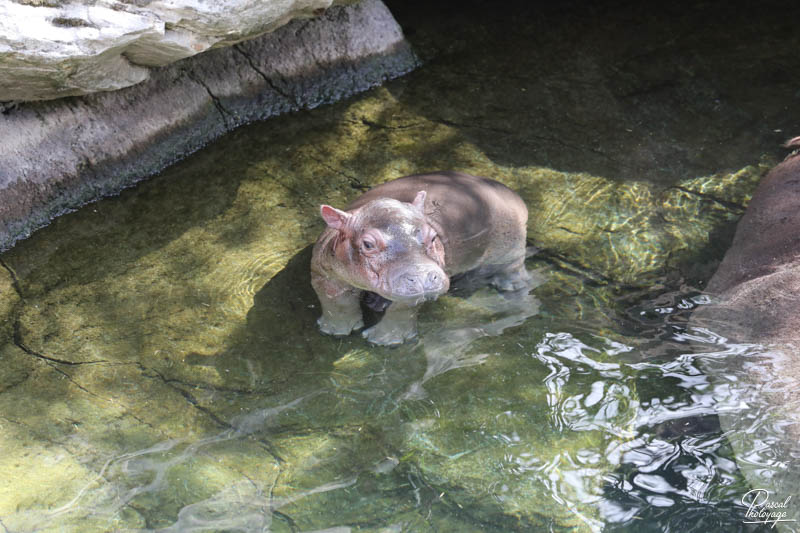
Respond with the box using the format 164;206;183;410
426;231;438;247
417;227;435;245
426;232;443;264
361;236;380;254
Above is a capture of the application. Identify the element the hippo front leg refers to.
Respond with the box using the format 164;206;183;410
362;301;419;346
311;273;364;336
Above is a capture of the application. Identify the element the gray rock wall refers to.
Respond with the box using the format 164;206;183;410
0;0;418;251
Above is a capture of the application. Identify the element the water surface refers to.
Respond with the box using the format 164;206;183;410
2;0;799;531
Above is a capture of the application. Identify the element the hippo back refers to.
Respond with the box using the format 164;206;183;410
347;172;527;276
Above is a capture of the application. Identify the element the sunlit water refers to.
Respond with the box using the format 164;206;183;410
4;274;788;532
3;0;799;531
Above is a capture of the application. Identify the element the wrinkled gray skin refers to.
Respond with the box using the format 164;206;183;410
311;171;530;345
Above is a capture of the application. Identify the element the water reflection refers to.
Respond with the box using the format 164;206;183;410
403;272;545;401
7;283;794;532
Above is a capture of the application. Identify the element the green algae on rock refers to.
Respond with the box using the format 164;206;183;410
0;84;774;531
1;0;798;529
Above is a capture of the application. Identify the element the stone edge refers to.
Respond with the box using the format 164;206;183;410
0;0;419;252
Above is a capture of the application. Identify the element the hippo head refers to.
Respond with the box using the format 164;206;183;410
319;191;449;304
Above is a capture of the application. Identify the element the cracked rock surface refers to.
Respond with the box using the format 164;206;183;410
0;0;799;531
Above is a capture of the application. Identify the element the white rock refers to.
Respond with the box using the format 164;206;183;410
0;0;344;101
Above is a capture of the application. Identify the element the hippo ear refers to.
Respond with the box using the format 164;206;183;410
320;205;351;230
411;190;427;212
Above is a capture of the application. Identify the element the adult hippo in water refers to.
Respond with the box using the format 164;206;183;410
311;171;531;345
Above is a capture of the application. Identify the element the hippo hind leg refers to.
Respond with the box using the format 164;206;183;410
487;256;532;292
450;256;532;295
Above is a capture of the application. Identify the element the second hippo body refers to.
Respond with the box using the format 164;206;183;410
311;171;530;345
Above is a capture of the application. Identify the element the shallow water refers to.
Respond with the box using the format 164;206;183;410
2;0;800;531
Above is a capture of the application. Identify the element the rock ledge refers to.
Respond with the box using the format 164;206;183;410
0;0;418;251
0;0;360;102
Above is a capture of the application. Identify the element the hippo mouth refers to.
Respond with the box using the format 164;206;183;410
381;265;449;304
363;288;441;313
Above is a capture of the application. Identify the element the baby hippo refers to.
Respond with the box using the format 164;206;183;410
311;171;530;345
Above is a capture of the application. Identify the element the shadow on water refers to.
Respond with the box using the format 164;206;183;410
98;247;553;531
1;143;250;296
183;243;545;401
385;0;800;183
184;245;330;391
3;239;545;530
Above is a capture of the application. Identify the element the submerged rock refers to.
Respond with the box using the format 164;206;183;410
692;138;800;531
0;0;418;252
694;139;800;345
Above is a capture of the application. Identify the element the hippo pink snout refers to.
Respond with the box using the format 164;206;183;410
388;263;449;302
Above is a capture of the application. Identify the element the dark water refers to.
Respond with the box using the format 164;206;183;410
2;0;799;531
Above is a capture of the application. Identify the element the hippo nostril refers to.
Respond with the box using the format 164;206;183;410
391;268;447;298
400;273;422;292
424;270;444;292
